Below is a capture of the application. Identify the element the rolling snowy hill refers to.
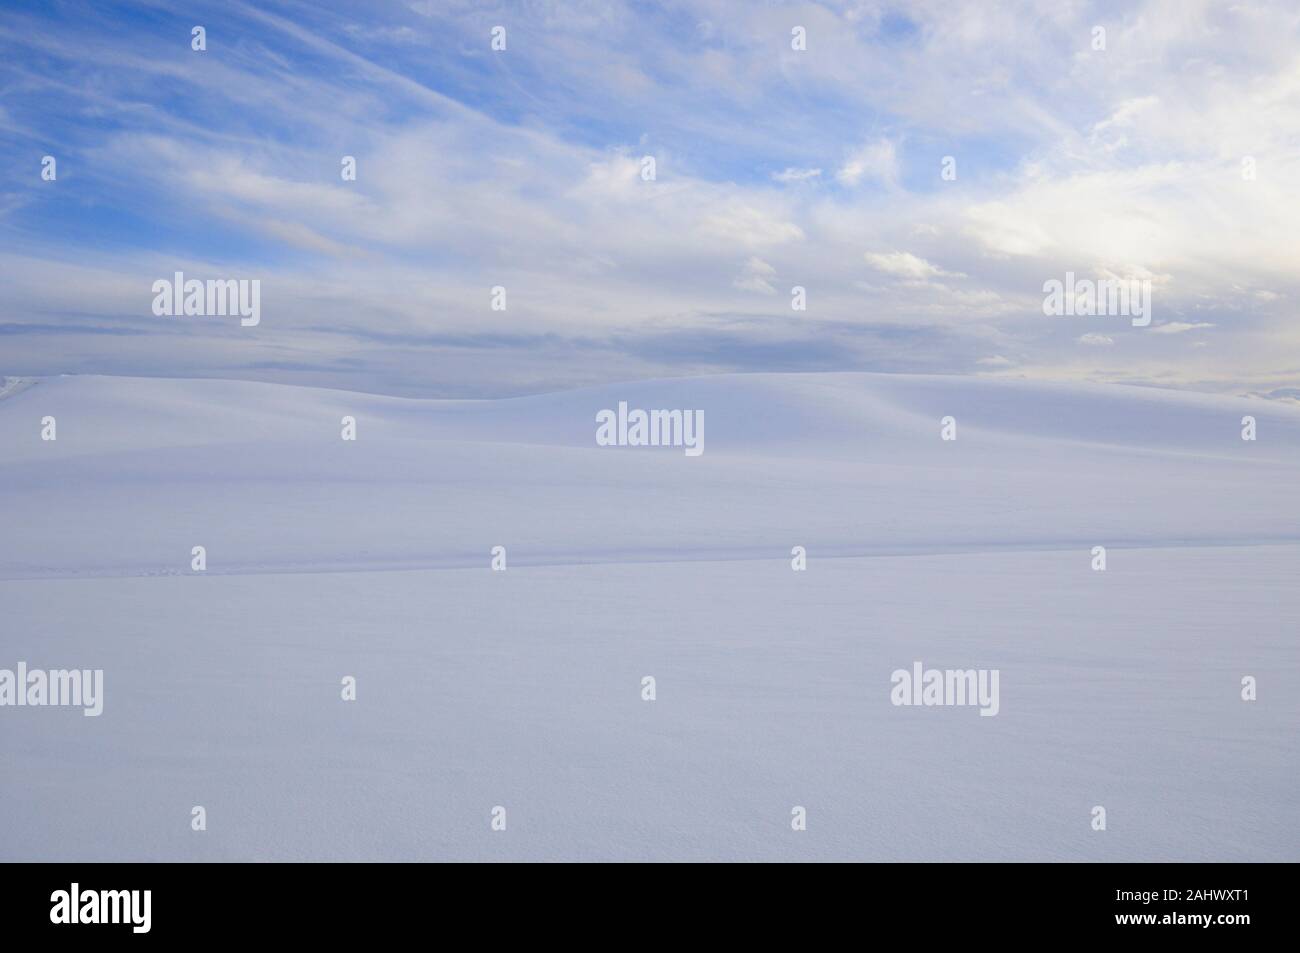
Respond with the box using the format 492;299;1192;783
1;372;1297;860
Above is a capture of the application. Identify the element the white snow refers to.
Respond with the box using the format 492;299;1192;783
1;372;1297;859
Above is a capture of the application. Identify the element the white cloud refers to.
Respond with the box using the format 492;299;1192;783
733;257;778;295
1078;333;1115;346
1090;96;1161;151
1149;322;1215;335
864;251;965;281
836;139;899;187
1094;96;1161;132
702;202;805;248
772;167;822;183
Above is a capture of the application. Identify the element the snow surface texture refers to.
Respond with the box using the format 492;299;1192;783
1;372;1297;860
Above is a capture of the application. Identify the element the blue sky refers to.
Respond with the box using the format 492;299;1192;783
2;0;1298;397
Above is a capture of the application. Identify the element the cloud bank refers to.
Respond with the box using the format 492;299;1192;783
1;0;1297;396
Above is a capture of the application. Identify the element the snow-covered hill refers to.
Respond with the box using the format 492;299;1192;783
1;373;1297;860
1;372;1297;579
